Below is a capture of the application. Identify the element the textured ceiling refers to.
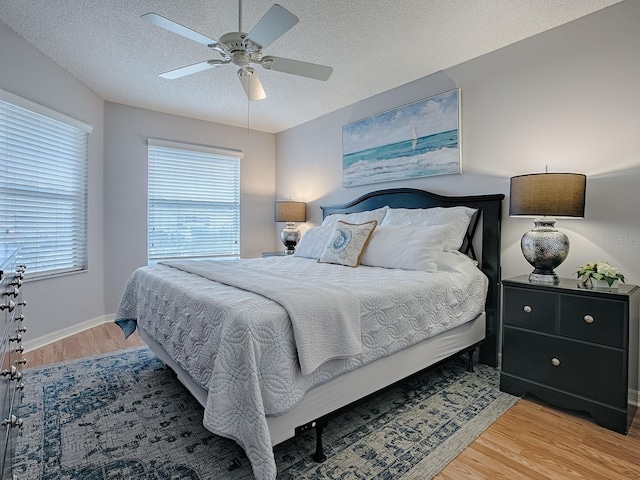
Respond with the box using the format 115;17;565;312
0;0;622;133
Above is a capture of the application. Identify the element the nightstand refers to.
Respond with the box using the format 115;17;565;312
261;251;293;257
500;275;639;434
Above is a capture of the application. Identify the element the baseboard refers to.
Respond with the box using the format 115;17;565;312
22;314;116;353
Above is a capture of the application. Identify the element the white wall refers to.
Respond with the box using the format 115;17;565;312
0;20;106;342
276;0;640;286
103;102;277;312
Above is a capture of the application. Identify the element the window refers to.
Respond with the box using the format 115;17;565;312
0;89;92;280
147;139;241;262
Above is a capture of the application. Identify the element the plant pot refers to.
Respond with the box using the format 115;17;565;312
594;278;618;290
582;278;619;290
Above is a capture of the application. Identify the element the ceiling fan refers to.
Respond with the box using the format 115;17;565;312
142;1;333;101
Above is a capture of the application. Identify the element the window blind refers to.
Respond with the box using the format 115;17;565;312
0;89;92;280
147;139;242;262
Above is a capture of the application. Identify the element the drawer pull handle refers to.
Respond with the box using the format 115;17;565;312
523;305;532;314
1;366;17;377
0;300;15;312
1;367;21;381
551;357;561;367
584;315;594;324
2;415;23;428
3;286;19;297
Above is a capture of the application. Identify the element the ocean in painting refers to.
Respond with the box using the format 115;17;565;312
342;129;459;187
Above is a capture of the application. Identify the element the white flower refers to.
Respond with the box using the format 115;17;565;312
597;262;618;277
576;260;625;285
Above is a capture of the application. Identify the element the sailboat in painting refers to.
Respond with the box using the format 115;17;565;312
411;124;417;151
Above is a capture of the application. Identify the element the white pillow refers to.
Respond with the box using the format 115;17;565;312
436;250;480;273
318;220;377;267
380;206;477;251
293;226;334;259
321;206;388;228
360;224;450;272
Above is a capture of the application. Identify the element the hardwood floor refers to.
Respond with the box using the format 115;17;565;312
436;397;640;479
25;324;640;479
24;322;146;368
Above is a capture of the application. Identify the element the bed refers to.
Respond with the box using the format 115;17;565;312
115;187;504;480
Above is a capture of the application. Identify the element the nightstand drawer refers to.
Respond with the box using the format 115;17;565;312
502;328;626;408
559;295;625;348
503;287;556;333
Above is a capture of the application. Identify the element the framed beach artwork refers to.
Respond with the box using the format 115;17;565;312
342;88;460;187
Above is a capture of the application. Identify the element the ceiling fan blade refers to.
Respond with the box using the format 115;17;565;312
245;4;299;50
141;12;217;46
237;67;267;101
262;56;333;81
159;61;215;79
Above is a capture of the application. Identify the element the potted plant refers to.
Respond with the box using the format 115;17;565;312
576;261;625;289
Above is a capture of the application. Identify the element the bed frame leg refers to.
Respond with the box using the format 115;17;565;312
467;347;475;372
312;422;327;463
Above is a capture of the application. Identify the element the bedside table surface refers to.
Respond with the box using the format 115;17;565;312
503;275;638;298
261;251;293;257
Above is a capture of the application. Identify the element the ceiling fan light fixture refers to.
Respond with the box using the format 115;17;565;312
238;67;266;101
232;52;251;68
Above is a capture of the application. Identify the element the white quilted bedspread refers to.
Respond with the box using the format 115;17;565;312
115;253;487;480
161;259;362;376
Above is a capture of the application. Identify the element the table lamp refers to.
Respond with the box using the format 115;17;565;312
275;201;306;254
510;172;586;284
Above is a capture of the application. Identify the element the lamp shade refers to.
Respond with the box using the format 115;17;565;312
510;173;586;218
275;201;306;223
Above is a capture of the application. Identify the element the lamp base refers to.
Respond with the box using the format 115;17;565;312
280;222;300;253
529;270;560;284
521;217;568;285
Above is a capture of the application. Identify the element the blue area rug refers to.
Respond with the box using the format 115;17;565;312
14;347;517;479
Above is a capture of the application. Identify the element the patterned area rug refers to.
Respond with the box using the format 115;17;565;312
15;347;517;479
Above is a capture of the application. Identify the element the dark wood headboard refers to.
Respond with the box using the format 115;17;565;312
321;188;505;367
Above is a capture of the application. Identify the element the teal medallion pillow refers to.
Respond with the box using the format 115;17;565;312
318;220;378;267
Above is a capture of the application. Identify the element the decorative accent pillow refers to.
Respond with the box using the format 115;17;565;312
320;206;388;228
318;220;377;267
380;206;477;251
293;226;334;259
360;224;450;272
